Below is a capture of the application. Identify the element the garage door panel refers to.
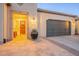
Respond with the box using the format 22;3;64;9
47;19;71;37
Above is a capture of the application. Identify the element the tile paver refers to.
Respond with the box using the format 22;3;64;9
0;37;75;56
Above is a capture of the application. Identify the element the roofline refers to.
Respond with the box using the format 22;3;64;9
37;8;77;17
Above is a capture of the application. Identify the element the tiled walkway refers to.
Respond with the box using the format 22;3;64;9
0;37;75;56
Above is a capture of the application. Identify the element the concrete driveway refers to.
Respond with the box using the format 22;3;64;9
47;35;79;56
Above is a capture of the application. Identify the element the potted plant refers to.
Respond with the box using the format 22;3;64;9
31;29;38;40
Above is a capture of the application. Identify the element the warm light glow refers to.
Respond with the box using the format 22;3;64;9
77;21;79;31
12;12;27;40
66;21;69;29
30;16;37;29
72;20;75;28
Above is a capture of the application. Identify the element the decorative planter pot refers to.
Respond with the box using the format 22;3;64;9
31;29;38;40
3;38;7;43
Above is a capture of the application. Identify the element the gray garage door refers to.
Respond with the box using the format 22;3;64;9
46;19;71;37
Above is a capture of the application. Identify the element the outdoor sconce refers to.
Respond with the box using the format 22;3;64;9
72;21;75;24
33;17;35;20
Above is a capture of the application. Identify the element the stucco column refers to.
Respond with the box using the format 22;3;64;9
3;4;12;43
28;15;38;39
71;19;75;35
76;20;79;34
3;4;7;40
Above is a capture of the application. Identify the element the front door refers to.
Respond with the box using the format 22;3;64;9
12;11;27;40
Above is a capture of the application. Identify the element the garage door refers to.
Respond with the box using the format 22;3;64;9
46;19;71;37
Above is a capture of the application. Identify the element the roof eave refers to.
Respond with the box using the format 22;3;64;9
37;8;77;18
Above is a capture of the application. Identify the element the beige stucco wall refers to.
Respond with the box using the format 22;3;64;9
4;3;38;40
0;4;4;42
76;20;79;34
38;12;76;37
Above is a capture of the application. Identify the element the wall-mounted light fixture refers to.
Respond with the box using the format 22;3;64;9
72;20;75;24
33;17;35;20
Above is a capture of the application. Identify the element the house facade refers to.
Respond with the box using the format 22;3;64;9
0;3;79;44
37;9;78;38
